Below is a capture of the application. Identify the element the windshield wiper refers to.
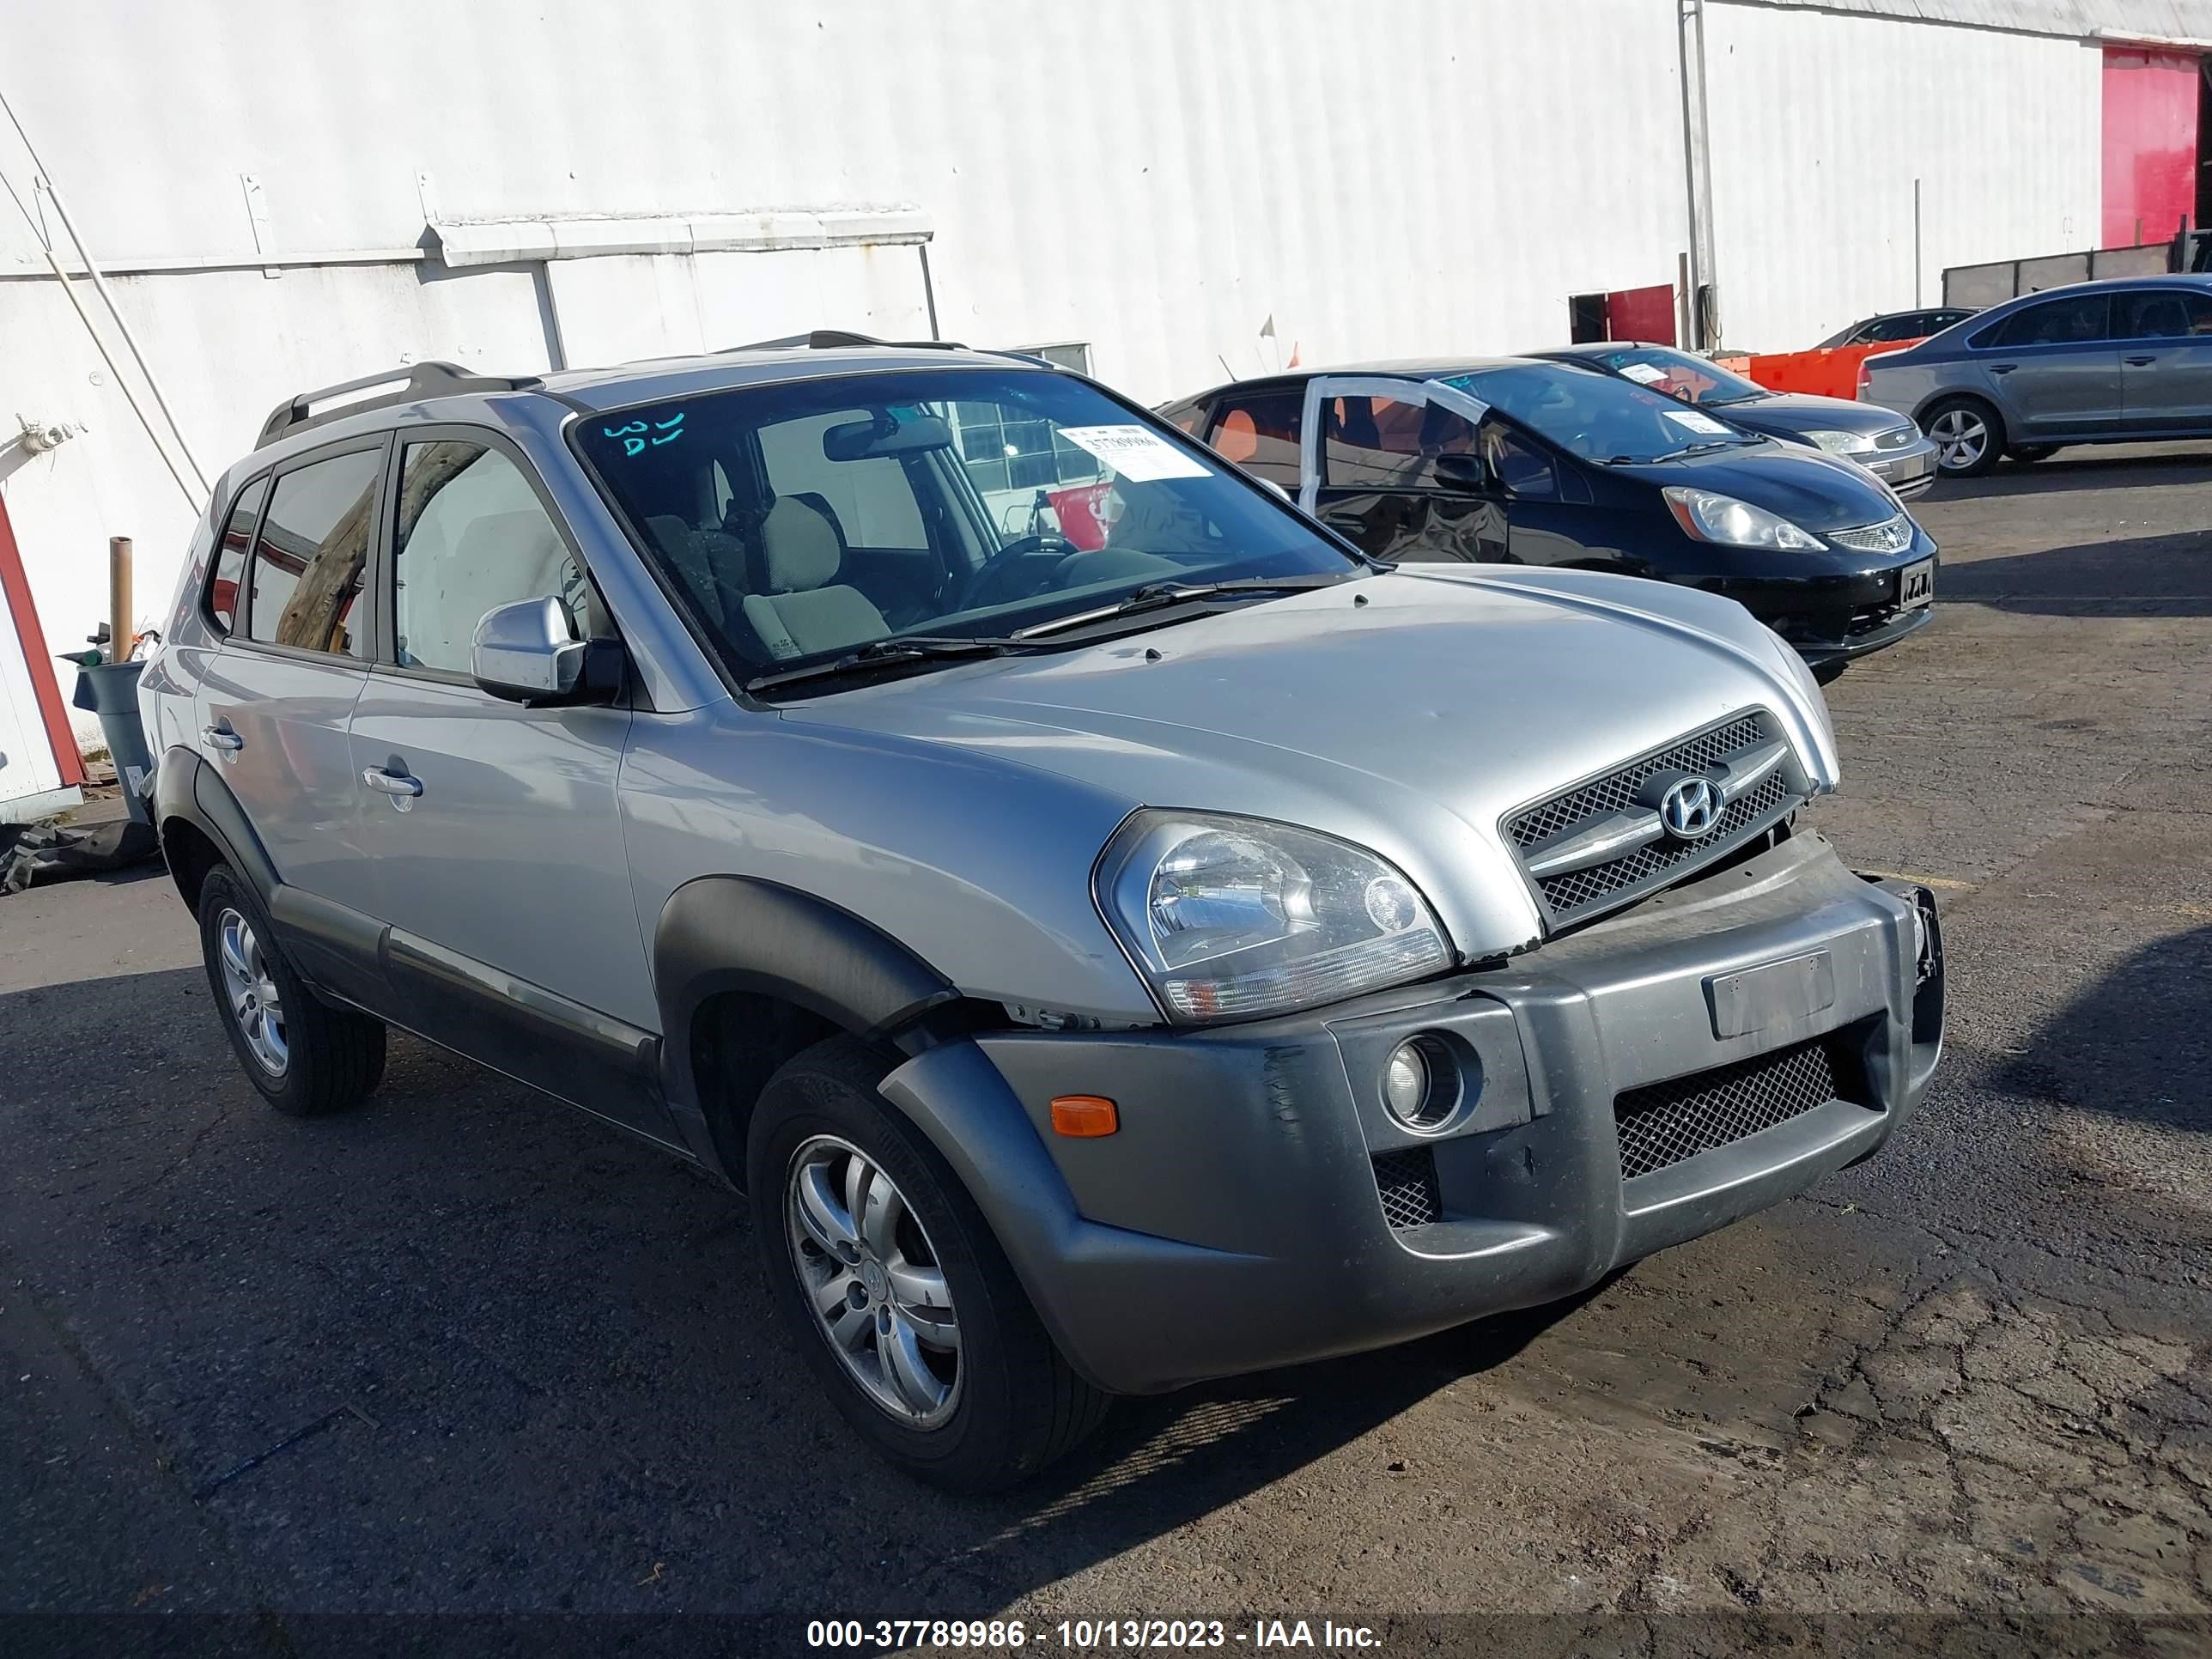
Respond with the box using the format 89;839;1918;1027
1012;574;1350;641
743;634;1036;695
1654;438;1749;461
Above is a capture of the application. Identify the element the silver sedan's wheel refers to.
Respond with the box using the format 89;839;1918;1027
1929;406;1990;474
786;1133;962;1428
215;907;288;1077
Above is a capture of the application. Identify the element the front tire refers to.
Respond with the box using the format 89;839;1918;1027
196;866;385;1116
1923;396;2002;478
748;1035;1109;1492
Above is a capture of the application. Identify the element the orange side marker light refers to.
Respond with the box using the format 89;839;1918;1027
1050;1095;1119;1137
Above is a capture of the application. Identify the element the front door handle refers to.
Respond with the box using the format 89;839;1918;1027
361;767;423;799
201;724;243;753
2124;355;2158;367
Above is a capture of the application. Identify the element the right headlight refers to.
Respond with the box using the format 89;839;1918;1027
1662;486;1826;551
1802;428;1876;456
1094;811;1451;1024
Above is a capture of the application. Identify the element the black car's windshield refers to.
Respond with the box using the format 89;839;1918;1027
573;367;1357;679
1443;362;1762;465
1577;346;1767;406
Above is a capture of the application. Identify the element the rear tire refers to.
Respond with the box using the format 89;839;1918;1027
748;1034;1109;1492
196;866;386;1116
1923;397;2002;478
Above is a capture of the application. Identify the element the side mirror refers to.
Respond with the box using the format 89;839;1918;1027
1431;453;1490;492
471;596;591;704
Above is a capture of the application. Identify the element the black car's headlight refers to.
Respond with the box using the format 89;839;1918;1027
1663;486;1826;551
1095;811;1451;1024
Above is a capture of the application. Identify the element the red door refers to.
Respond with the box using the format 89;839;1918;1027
2103;47;2200;246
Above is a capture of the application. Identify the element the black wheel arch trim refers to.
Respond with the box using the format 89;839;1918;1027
154;745;278;903
653;875;963;1114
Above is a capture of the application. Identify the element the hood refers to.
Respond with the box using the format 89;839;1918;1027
1721;391;1913;441
782;568;1838;961
1611;441;1899;532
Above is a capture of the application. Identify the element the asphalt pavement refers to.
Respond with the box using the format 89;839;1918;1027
2;446;2208;1657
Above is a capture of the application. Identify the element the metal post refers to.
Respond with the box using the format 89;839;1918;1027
918;245;940;342
108;536;132;659
1913;179;1923;307
1676;0;1718;349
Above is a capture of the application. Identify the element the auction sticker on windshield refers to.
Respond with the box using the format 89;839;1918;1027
1058;425;1215;482
1662;409;1732;436
1618;362;1669;385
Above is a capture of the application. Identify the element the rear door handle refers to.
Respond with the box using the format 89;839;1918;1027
201;724;243;753
361;767;423;799
2125;355;2158;367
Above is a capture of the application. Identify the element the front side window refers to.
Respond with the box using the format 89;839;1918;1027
1320;393;1480;489
246;448;380;657
1581;346;1765;406
1479;421;1559;498
2117;289;2212;339
1978;296;2114;349
392;441;600;674
573;368;1352;672
207;477;267;633
1443;362;1759;465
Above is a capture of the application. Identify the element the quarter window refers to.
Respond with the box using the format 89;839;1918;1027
246;448;380;657
1976;296;2114;349
1320;394;1479;490
2118;289;2212;339
207;477;267;634
392;441;599;674
1205;391;1304;489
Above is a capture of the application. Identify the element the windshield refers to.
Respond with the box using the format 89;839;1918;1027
1443;362;1762;465
1577;346;1766;406
573;367;1356;678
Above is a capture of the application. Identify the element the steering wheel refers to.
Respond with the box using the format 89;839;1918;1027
954;532;1074;611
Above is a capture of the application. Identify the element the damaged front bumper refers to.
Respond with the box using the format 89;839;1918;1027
882;832;1944;1395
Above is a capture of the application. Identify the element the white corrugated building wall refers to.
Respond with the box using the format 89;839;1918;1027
1;0;2207;753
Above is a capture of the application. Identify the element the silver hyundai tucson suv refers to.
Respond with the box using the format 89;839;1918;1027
142;334;1946;1491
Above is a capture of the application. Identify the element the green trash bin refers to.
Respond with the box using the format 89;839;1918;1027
70;659;154;826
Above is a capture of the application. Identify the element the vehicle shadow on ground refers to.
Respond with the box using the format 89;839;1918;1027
1925;443;2212;501
0;963;1599;1620
1937;529;2212;617
1994;926;2212;1134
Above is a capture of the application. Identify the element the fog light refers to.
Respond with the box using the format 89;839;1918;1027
1380;1036;1459;1132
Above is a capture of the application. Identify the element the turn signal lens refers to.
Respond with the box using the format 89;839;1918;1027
1050;1096;1119;1138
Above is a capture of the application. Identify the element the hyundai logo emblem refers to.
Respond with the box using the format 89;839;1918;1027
1660;776;1721;840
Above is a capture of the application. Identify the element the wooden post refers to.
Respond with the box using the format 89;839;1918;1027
108;535;132;659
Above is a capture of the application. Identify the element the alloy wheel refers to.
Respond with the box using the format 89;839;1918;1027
785;1134;963;1427
216;908;288;1076
1929;408;1989;472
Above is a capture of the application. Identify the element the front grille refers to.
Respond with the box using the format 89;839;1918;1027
1613;1031;1868;1181
1507;715;1765;851
1505;713;1800;927
1830;514;1915;553
1371;1148;1442;1230
1873;426;1915;451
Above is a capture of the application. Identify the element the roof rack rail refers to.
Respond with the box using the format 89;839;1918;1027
721;329;970;355
256;361;544;449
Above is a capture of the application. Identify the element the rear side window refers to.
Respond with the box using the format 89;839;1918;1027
1974;296;2113;350
1205;391;1304;487
757;410;929;547
1320;393;1478;489
391;440;601;674
2117;289;2212;339
207;477;267;633
246;447;380;658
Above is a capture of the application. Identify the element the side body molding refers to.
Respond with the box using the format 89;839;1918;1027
653;875;962;1118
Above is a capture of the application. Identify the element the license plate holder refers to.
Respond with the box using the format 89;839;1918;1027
1705;951;1836;1040
1898;557;1935;610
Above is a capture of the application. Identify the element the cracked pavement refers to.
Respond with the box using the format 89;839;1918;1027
1;444;2208;1654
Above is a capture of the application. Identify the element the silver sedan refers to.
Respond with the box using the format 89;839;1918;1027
1860;274;2212;478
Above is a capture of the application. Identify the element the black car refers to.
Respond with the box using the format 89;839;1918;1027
1816;307;1979;349
1158;356;1936;674
1530;343;1938;499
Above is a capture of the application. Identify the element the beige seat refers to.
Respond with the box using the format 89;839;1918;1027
740;495;891;660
